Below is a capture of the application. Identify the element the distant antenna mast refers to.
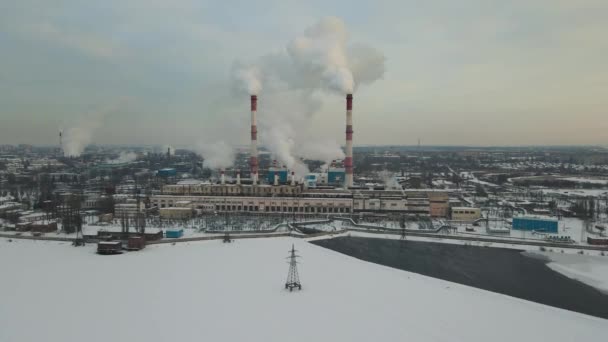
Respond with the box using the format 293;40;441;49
59;130;64;157
285;244;302;292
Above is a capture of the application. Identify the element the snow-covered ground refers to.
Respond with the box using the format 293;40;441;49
561;177;608;185
526;251;608;294
1;237;606;342
540;188;608;197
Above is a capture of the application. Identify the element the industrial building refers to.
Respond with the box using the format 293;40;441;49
146;94;454;217
512;216;558;233
159;207;194;220
151;184;449;216
114;199;146;218
451;207;482;221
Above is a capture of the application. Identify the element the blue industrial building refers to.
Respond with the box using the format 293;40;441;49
328;168;346;185
165;228;184;238
512;217;558;233
157;168;177;177
267;168;288;184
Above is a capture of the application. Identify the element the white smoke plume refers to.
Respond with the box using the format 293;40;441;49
231;62;262;95
287;16;355;94
232;16;385;96
230;17;385;174
295;140;345;164
106;151;138;164
379;170;401;190
195;140;235;169
62;99;128;157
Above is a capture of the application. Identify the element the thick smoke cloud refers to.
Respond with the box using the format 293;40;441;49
287;16;355;94
105;151;138;164
231;62;263;95
62;99;127;157
232;16;385;96
195;140;235;169
230;17;385;175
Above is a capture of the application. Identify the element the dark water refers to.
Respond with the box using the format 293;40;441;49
312;237;608;319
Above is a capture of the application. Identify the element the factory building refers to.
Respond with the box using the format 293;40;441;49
451;207;482;221
162;181;302;197
151;194;353;214
157;168;177;178
512;216;558;233
147;94;451;217
159;207;194;220
266;164;289;184
429;192;450;217
152;182;449;216
115;199;146;218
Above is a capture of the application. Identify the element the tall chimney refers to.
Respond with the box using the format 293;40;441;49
220;169;225;185
274;173;279;186
291;171;295;186
345;94;354;187
236;169;241;185
250;95;259;185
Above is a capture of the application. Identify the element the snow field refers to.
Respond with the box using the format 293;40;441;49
0;237;607;342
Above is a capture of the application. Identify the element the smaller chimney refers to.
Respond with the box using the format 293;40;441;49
220;170;225;185
274;173;279;186
236;170;241;185
291;171;295;186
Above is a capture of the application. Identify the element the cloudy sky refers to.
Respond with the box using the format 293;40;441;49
1;0;607;147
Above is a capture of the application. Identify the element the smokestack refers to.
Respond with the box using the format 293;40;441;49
236;170;241;185
274;173;279;186
249;95;259;185
345;94;354;187
220;170;225;185
291;171;295;186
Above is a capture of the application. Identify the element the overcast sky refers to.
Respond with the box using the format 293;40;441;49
1;0;607;147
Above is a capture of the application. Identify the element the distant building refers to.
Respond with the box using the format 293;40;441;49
451;207;481;221
157;168;177;178
429;192;449;217
266;168;288;184
114;199;145;218
160;207;193;220
512;217;558;233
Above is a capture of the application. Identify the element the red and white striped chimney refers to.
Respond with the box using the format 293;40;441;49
345;94;354;187
250;95;259;185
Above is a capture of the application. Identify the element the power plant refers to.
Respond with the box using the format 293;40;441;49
150;93;451;217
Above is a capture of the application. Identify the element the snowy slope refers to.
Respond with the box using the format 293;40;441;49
527;251;608;294
0;237;607;342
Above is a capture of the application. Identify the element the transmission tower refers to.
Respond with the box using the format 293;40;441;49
223;232;232;243
285;244;302;291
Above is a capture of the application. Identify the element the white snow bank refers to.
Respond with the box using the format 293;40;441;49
527;251;608;294
1;238;607;342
